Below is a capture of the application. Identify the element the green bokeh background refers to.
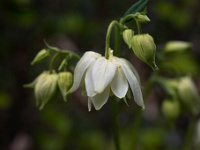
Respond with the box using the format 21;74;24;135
0;0;200;149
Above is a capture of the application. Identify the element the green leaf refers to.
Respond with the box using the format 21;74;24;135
124;0;149;16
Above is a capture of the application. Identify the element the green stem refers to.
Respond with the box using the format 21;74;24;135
183;116;196;150
129;78;153;150
134;18;142;34
58;50;80;60
49;50;80;73
105;20;121;59
120;14;142;34
111;98;121;150
120;14;137;25
114;25;121;57
49;53;60;73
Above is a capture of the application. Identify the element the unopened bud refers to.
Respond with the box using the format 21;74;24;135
58;72;73;102
131;34;158;70
164;41;192;53
34;71;58;110
122;29;134;48
31;49;50;65
161;99;180;120
136;14;150;23
177;76;200;115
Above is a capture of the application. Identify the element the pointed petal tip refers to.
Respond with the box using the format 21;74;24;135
141;105;145;110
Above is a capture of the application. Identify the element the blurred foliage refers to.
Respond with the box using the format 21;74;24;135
0;0;200;150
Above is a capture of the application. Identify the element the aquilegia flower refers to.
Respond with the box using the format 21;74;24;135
69;49;144;111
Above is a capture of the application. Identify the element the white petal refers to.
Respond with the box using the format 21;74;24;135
85;63;97;97
113;57;140;83
92;57;117;93
69;51;101;93
88;97;92;111
111;67;128;98
91;86;110;110
119;58;145;109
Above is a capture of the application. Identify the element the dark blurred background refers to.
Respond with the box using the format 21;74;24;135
0;0;200;150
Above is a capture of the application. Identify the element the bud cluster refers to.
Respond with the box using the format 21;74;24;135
123;30;158;70
24;71;73;109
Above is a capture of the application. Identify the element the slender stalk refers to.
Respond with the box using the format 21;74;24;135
105;20;120;58
129;79;153;150
114;25;121;57
120;14;137;25
183;116;196;150
49;53;60;73
134;18;142;34
111;98;121;150
120;14;142;35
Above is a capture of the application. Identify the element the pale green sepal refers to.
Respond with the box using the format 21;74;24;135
31;49;50;65
131;34;158;71
23;81;36;88
34;71;58;110
122;29;134;48
123;97;129;106
58;72;73;102
136;14;150;23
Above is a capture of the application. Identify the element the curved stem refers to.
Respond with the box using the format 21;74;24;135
105;20;121;59
58;50;80;60
120;14;142;34
129;78;153;150
183;116;196;150
114;25;121;57
120;14;137;25
49;49;80;73
49;53;60;73
111;98;121;150
134;18;142;34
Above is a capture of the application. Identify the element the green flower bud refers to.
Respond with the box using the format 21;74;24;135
164;41;192;53
122;29;134;48
131;34;158;70
34;71;58;110
58;72;73;102
31;49;50;65
177;76;200;115
136;14;150;23
161;99;180;120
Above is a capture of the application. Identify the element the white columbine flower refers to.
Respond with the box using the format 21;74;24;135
69;50;144;111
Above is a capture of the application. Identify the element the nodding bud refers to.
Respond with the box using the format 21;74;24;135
136;14;150;23
177;76;200;115
161;99;180;120
131;34;158;70
31;49;50;65
34;71;58;110
164;41;192;53
122;29;134;48
58;72;73;102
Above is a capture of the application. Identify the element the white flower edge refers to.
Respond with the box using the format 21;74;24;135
68;51;101;94
117;58;145;109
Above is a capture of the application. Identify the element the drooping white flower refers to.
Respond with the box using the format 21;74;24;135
69;50;144;111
